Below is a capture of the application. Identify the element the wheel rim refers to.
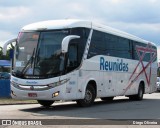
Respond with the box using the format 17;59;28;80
84;89;92;103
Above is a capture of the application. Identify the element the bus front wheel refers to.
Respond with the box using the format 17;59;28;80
37;100;54;107
76;85;96;107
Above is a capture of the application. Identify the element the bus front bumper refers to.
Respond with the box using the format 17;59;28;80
11;85;66;101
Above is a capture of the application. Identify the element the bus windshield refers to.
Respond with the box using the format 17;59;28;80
14;30;68;78
34;31;68;76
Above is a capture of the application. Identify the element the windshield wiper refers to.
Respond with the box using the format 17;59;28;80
21;48;35;75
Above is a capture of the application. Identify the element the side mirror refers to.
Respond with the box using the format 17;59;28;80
61;35;80;53
3;38;17;55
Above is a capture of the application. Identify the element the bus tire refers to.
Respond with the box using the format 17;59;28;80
101;97;114;101
37;100;54;107
76;85;96;107
129;84;144;101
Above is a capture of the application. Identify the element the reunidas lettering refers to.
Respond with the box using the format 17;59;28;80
100;57;128;72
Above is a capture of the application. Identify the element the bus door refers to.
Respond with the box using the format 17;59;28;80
65;42;79;100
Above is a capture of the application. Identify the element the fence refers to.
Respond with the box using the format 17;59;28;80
0;80;11;98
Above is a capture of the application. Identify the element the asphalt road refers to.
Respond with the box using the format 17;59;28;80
0;92;160;127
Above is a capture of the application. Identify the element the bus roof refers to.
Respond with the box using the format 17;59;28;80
22;19;156;46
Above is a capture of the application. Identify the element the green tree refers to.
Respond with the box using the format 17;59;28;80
0;46;4;60
0;45;14;60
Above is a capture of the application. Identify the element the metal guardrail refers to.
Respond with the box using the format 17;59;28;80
0;80;11;97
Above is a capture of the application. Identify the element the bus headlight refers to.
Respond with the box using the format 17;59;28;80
48;78;69;88
52;91;60;97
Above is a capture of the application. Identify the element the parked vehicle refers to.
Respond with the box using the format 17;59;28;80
157;77;160;92
3;19;157;107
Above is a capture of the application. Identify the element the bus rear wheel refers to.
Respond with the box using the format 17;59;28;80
37;100;54;107
129;84;144;101
76;85;96;107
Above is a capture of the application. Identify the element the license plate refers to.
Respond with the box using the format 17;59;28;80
28;93;37;97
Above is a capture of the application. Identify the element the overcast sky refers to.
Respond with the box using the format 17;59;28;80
0;0;160;58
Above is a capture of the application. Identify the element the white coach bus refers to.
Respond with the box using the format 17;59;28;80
3;19;157;107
